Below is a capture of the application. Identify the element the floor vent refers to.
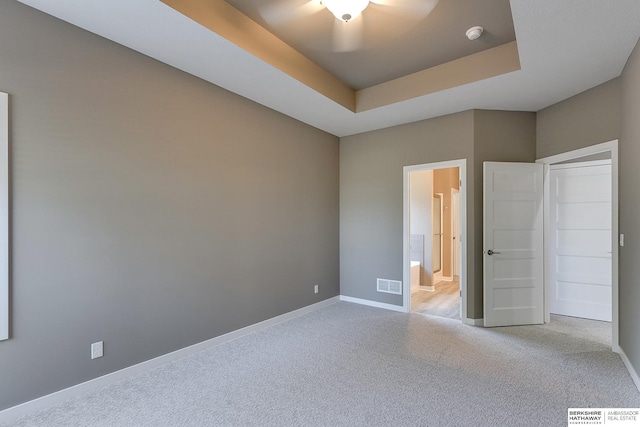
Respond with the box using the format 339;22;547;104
377;278;402;295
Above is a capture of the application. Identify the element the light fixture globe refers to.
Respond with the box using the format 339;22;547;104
322;0;369;22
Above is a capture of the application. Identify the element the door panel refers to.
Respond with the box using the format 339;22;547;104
549;162;612;321
484;162;544;327
452;190;460;277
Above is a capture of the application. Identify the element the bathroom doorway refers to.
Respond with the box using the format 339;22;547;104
403;160;466;321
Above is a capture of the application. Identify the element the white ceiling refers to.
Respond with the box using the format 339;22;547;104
16;0;640;137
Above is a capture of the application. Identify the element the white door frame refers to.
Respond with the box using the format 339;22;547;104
403;159;468;323
432;192;444;283
548;159;612;321
536;140;619;352
0;93;7;341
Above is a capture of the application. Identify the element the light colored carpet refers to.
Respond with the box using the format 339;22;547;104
4;302;639;427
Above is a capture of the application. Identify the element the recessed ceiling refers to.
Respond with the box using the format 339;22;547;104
14;0;640;137
226;0;516;90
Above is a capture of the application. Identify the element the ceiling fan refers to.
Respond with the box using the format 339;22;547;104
257;0;440;52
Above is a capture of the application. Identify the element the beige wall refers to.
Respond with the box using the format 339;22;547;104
0;2;339;410
536;78;621;159
620;37;640;381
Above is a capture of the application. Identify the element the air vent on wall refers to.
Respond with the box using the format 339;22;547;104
377;278;402;295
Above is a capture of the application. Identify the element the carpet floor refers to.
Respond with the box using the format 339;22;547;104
4;302;639;427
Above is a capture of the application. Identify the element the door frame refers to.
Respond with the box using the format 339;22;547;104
402;159;468;322
548;159;612;321
432;192;444;283
536;140;619;352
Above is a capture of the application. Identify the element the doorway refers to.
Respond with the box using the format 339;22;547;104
482;141;618;350
402;159;467;322
538;140;618;351
548;159;612;322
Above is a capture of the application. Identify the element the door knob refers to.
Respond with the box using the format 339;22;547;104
487;249;501;255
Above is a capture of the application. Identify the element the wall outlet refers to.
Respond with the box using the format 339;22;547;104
314;285;319;294
91;341;104;359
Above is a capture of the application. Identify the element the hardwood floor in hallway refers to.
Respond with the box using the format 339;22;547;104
411;278;459;320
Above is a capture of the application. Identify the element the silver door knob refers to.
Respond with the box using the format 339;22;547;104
487;249;501;255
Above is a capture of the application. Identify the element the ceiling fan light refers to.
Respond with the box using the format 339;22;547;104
322;0;369;22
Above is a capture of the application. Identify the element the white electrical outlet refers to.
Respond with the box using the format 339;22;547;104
314;285;319;294
91;341;104;359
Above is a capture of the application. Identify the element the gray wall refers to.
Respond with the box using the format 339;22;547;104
536;78;621;159
472;110;537;316
0;2;339;410
535;50;640;379
339;110;536;318
620;37;640;384
340;111;474;308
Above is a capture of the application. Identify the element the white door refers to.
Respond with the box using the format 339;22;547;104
549;161;612;321
452;189;460;277
484;162;544;327
452;189;461;318
432;194;443;283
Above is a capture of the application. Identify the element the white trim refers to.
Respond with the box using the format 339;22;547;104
536;141;615;165
0;92;8;342
537;140;619;352
339;295;406;312
403;159;467;320
549;159;611;170
0;297;340;424
463;318;484;326
619;347;640;392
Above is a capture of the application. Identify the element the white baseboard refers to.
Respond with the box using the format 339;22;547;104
0;296;340;424
618;346;640;392
340;295;406;313
463;318;484;326
340;295;481;325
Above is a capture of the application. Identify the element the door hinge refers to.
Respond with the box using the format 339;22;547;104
460;180;462;187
